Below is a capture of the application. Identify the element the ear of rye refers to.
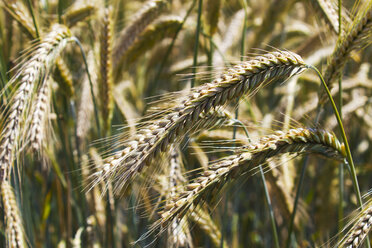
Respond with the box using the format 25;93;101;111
338;202;372;248
0;24;71;181
94;51;306;193
113;0;167;68
1;180;26;248
321;2;372;102
156;128;345;229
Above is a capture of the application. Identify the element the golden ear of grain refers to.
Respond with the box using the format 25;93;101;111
114;16;182;74
28;78;50;153
99;7;114;133
189;207;227;248
310;0;351;35
0;24;71;181
203;0;221;36
155;128;345;230
158;146;224;247
1;180;25;248
321;3;372;103
338;203;372;248
3;0;36;39
53;58;75;97
4;2;75;100
113;0;167;68
91;51;306;194
62;2;96;27
166;147;192;248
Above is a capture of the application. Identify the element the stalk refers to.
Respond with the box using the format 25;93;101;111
285;156;308;248
26;0;39;38
337;0;345;235
240;124;279;248
308;65;364;211
58;0;63;23
191;0;203;88
285;107;323;248
260;166;280;248
223;2;248;245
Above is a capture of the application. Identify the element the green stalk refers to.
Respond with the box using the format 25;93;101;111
233;119;250;142
232;1;248;139
208;37;213;73
0;63;5;90
191;0;203;88
337;1;342;114
240;0;248;62
338;163;344;231
337;0;345;235
308;65;364;210
26;0;39;38
285;156;308;248
58;0;63;23
105;192;116;247
222;3;249;246
233;0;248;139
285;107;322;248
201;32;230;65
239;123;279;247
0;29;7;88
260;166;280;248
